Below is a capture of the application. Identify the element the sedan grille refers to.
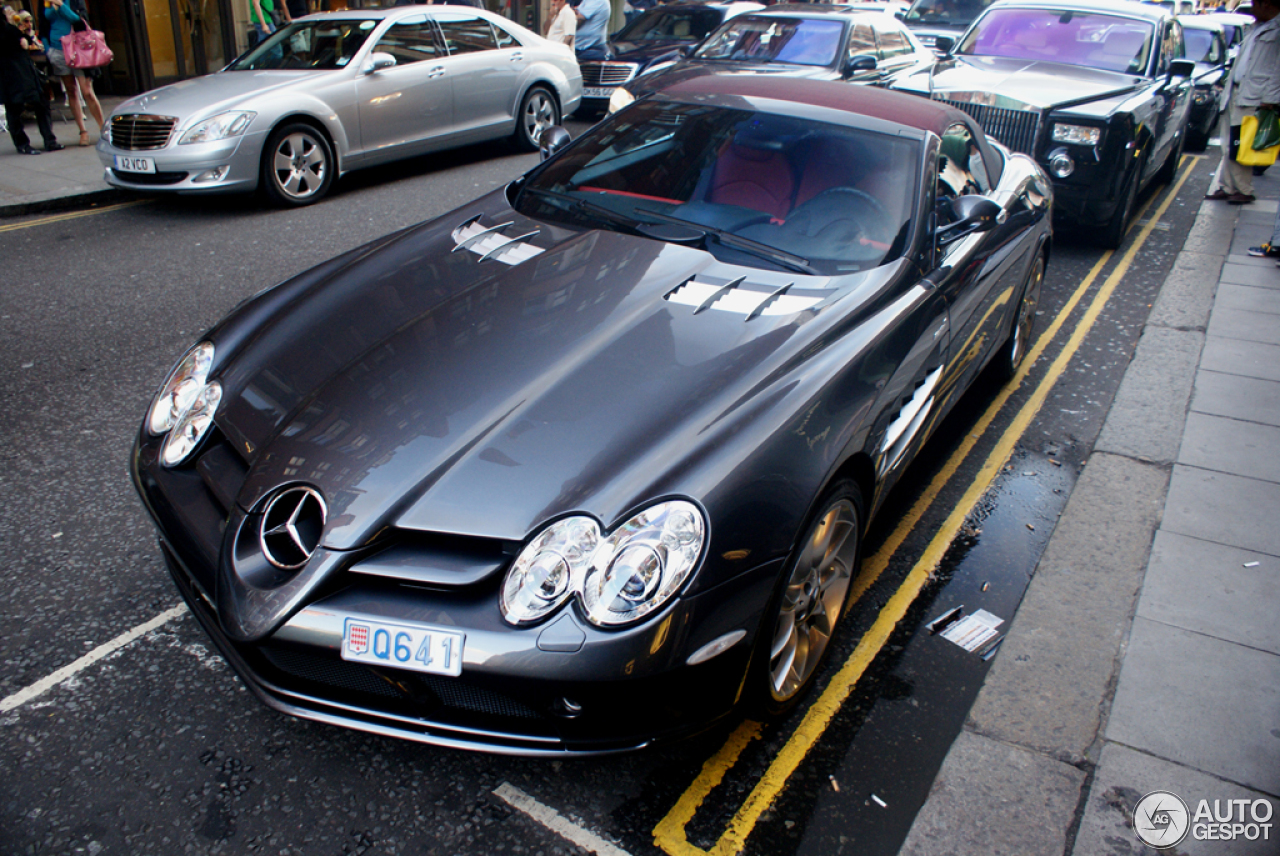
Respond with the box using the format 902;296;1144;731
934;98;1041;155
110;114;177;151
580;62;639;87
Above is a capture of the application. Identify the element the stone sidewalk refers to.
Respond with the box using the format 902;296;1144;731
902;184;1280;854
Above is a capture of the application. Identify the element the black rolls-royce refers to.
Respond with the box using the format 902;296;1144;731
894;0;1194;247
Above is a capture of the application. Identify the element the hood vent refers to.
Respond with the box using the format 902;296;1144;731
451;215;544;266
665;276;829;320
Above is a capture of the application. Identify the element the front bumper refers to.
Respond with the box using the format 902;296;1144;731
97;132;265;195
134;428;774;755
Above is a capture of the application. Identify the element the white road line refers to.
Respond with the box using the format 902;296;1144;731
1;604;187;713
494;783;634;856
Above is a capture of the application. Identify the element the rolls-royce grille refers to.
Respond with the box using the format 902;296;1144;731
110;114;177;150
580;62;638;87
935;99;1041;155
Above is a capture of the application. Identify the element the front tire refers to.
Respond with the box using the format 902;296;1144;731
1100;156;1142;250
260;123;334;207
513;86;559;152
995;252;1044;381
753;480;864;718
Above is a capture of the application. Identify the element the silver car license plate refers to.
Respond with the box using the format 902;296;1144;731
114;155;156;173
341;618;464;676
583;86;614;98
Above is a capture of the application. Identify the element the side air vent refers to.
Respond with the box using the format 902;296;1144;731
451;215;544;265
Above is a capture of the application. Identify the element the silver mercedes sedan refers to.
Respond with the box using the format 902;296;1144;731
96;7;582;206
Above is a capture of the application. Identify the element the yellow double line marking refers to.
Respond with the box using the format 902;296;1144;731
654;158;1199;856
0;200;147;233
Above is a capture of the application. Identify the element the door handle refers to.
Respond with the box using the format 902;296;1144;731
428;65;445;78
510;51;524;62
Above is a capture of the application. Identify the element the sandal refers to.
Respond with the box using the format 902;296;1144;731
79;130;91;147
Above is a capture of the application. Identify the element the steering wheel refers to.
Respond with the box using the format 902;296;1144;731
788;186;894;247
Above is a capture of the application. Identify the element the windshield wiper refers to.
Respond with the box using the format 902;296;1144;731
520;186;646;235
635;207;817;275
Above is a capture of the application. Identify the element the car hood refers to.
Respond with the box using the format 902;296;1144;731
632;59;836;97
115;70;328;121
210;190;899;550
924;55;1144;111
609;39;696;62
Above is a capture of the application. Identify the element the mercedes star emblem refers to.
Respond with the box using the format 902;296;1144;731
260;486;327;570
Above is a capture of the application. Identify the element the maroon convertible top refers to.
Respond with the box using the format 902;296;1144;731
659;74;973;137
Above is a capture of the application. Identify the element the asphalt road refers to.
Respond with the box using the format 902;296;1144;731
0;133;1213;856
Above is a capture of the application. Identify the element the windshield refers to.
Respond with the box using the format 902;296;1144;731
228;19;379;70
518;100;919;274
694;17;846;67
1183;27;1222;63
959;8;1155;75
614;7;725;43
905;0;996;28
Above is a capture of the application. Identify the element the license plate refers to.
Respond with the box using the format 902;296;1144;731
114;155;156;173
341;618;464;677
583;86;615;99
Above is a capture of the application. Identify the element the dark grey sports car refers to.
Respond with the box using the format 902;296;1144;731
134;75;1051;755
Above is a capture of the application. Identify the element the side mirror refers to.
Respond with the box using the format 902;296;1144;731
843;54;878;78
894;9;906;19
933;35;956;54
937;195;1001;246
1169;58;1195;78
365;52;396;74
539;126;572;161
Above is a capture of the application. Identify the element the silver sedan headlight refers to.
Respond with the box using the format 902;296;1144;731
148;341;222;467
501;500;707;627
179;111;256;145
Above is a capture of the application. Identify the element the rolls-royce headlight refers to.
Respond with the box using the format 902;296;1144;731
148;341;214;435
607;87;635;114
500;500;706;627
179;111;256;145
581;501;705;626
1051;123;1102;146
161;381;222;467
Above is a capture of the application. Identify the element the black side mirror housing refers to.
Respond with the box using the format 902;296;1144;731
937;195;1001;246
1169;58;1196;78
539;126;572;161
843;54;878;78
932;35;956;54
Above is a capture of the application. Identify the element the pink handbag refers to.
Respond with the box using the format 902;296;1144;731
61;25;114;69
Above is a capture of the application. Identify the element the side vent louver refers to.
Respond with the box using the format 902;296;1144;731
665;276;828;320
451;215;544;266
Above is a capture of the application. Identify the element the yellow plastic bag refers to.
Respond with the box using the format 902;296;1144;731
1236;114;1280;167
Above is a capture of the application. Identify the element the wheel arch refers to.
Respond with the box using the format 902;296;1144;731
265;112;346;177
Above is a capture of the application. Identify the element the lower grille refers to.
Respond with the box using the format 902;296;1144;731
110;169;189;185
110;114;177;150
935;98;1041;155
580;61;638;87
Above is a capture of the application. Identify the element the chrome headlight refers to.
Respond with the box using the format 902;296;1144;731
179;111;256;145
500;500;707;627
161;381;222;467
1051;123;1102;146
607;87;635;114
148;341;214;435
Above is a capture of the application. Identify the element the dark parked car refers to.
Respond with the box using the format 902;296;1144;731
134;75;1051;755
1180;14;1229;150
576;0;763;113
608;4;935;112
894;0;1193;248
899;0;998;51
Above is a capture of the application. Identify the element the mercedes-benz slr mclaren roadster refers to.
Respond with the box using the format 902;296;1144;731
133;76;1051;755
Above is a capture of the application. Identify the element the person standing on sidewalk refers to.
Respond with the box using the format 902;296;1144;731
574;0;611;60
1;4;61;154
41;0;105;147
546;0;576;49
1205;0;1280;204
